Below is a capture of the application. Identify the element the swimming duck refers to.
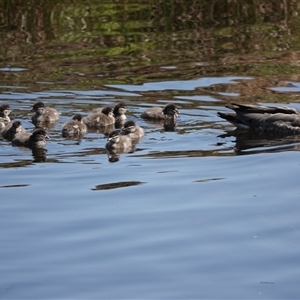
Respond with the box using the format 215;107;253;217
31;101;60;126
141;103;179;120
12;128;49;148
92;102;128;123
0;104;12;131
106;130;133;152
2;121;26;141
61;114;87;137
83;106;115;127
218;103;300;134
121;120;144;141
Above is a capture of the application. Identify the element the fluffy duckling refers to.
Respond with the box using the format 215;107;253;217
2;121;26;141
61;114;87;137
83;106;115;127
31;101;60;126
12;128;49;148
121;120;144;141
106;130;133;152
0;104;12;131
92;102;128;123
141;103;179;120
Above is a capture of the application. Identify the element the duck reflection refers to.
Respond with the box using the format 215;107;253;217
219;129;300;153
32;148;47;162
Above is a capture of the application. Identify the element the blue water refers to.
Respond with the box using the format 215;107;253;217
1;77;300;299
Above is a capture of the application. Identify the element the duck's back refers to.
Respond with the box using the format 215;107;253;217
218;103;300;134
83;112;115;127
12;132;31;147
141;107;164;120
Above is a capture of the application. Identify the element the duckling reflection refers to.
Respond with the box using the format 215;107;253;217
31;101;60;127
105;130;136;162
218;128;300;153
32;148;47;162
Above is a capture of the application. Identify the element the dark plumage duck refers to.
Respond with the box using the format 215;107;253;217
92;102;128;123
218;103;300;134
12;128;49;148
2;121;26;141
61;114;87;137
83;106;115;127
121;120;144;141
141;103;179;120
31;101;60;126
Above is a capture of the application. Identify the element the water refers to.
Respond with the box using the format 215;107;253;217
1;1;300;299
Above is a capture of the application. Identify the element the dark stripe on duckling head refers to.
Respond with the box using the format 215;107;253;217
31;101;45;112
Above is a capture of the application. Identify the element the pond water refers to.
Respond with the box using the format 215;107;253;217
1;1;300;299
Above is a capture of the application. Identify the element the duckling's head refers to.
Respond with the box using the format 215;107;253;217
102;107;114;118
163;104;179;118
113;102;128;116
107;130;121;143
0;104;11;116
11;121;23;134
72;114;83;122
32;128;49;141
122;120;136;134
31;101;45;113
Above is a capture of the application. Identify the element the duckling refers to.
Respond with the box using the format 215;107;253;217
61;114;87;137
141;103;179;120
2;121;26;141
121;120;144;141
12;128;49;148
83;106;115;127
92;102;128;123
106;130;133;152
0;104;12;131
31;101;60;126
218;103;300;134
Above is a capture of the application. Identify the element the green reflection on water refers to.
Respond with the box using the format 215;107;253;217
0;0;300;103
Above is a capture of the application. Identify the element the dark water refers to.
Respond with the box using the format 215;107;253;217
1;1;300;299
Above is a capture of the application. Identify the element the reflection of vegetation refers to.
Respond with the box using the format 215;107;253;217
0;0;300;102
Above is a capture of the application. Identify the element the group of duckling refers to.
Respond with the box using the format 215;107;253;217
2;100;298;158
0;101;180;157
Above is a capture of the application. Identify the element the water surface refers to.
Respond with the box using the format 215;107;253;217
1;1;300;299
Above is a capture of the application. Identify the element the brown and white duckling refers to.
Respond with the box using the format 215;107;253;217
2;121;26;141
31;101;60;126
0;104;12;131
12;128;49;148
61;114;87;137
141;103;179;120
106;130;133;152
121;120;144;141
83;106;115;127
92;102;128;123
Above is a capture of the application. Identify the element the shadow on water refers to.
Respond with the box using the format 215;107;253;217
218;128;300;155
92;181;146;191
